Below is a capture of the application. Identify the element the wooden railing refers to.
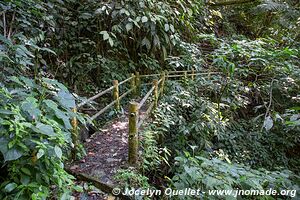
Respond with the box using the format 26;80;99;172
71;70;220;162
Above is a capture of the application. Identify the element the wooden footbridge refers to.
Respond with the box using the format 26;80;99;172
69;70;219;199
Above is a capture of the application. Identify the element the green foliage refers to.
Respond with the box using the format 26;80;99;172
152;81;227;153
115;168;150;189
141;130;170;172
167;39;205;71
0;76;88;199
38;0;209;90
149;67;299;197
216;0;300;41
1;0;300;199
172;155;300;199
0;0;56;75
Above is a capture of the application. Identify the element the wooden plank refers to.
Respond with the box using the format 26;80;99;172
138;86;155;110
153;79;158;109
138;79;162;110
119;76;133;86
78;86;114;108
208;0;259;6
91;88;134;120
167;72;221;78
137;101;155;129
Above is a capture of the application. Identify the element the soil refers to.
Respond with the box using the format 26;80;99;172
70;103;148;200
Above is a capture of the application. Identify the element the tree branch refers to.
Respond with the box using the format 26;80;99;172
261;79;274;132
3;12;6;37
208;0;260;6
7;11;16;39
65;168;131;200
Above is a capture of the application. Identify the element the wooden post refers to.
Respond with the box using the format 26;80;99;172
153;79;158;109
192;68;195;81
113;80;120;110
71;107;79;160
160;72;165;96
183;71;187;84
130;73;136;97
135;72;141;96
128;102;139;165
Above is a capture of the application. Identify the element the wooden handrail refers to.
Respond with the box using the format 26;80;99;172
138;79;162;110
168;70;193;73
137;101;154;129
140;74;160;78
78;76;133;108
138;86;155;109
119;76;134;86
79;71;220;112
78;85;114;108
140;71;192;78
167;72;221;78
91;88;134;120
73;70;222;161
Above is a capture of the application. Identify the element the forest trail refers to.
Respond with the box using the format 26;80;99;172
69;106;147;199
68;71;215;199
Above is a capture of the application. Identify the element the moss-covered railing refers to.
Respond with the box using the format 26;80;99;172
71;70;220;163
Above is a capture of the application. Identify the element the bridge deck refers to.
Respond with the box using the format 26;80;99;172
70;108;147;199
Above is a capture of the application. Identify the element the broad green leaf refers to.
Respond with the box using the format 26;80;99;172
162;46;167;60
42;78;68;92
57;90;75;109
153;35;160;47
9;76;24;86
40;47;57;55
141;16;148;23
0;34;13;46
4;148;23;161
170;24;175;33
135;16;141;22
55;110;72;129
126;23;133;32
20;175;30;185
100;31;109;41
108;38;114;47
229;63;235;75
16;45;34;58
44;99;72;129
37;149;45;159
0;109;14;115
19;77;35;88
21;97;41;119
21;168;31;176
164;24;170;32
36;122;56;136
141;37;151;50
54;145;62;159
0;137;8;156
4;183;17;192
263;116;273;131
44;99;58;110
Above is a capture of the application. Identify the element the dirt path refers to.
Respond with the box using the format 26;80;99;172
69;104;147;199
71;113;129;184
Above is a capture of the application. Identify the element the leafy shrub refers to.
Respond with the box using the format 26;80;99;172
115;168;150;189
0;76;87;199
140;130;170;177
171;155;300;200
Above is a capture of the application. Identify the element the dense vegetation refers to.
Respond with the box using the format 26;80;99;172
0;0;299;199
